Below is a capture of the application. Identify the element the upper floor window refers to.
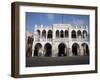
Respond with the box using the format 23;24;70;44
71;30;76;38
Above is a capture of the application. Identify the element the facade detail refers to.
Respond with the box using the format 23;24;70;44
26;24;90;57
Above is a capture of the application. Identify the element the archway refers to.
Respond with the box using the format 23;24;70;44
34;43;42;56
72;43;80;56
58;43;66;56
81;43;89;55
44;43;52;57
71;30;76;38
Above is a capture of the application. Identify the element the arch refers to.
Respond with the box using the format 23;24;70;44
72;43;80;56
60;30;64;38
44;43;52;57
58;43;66;56
34;43;42;56
42;30;46;38
47;30;52;38
83;30;87;38
56;30;59;38
77;30;81;37
71;30;76;38
37;30;40;37
81;43;89;55
65;30;68;38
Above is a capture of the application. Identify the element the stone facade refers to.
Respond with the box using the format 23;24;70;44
28;24;89;57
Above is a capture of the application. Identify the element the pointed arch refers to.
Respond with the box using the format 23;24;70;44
71;30;76;38
60;30;64;38
44;43;52;57
42;30;46;38
65;30;68;38
56;30;59;38
72;43;80;56
47;30;52;38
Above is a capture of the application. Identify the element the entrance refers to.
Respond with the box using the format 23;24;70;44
44;43;52;57
34;43;42;56
58;43;66;56
72;43;79;56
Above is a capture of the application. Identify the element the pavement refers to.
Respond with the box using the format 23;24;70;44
26;56;89;67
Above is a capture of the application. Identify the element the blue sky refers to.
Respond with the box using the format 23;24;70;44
26;12;89;32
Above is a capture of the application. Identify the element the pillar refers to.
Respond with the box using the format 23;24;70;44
69;48;73;56
46;31;47;41
52;43;57;57
32;45;34;57
69;28;71;41
40;30;42;41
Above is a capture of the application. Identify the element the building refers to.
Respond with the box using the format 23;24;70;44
27;24;89;57
26;31;33;57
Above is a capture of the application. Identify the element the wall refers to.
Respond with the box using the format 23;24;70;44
0;0;100;80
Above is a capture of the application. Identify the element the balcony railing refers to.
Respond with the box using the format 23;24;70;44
71;38;89;41
35;37;89;42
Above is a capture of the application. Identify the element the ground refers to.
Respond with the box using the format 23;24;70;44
26;56;89;67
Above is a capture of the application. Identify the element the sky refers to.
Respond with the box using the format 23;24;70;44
26;12;89;32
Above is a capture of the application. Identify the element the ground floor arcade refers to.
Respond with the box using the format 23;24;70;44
26;41;89;57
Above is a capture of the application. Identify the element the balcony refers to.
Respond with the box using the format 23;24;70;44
35;37;89;42
71;38;89;41
54;38;69;42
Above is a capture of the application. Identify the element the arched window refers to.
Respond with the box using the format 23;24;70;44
47;30;52;38
83;30;87;38
37;30;40;38
42;30;46;38
60;30;64;38
65;30;68;38
71;30;76;38
77;30;81;38
56;30;59;38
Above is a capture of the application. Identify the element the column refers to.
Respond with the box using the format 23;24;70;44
32;45;34;57
46;31;47;41
64;30;65;39
40;30;42;41
69;48;73;56
69;28;71;41
68;43;73;56
67;47;69;56
59;30;61;39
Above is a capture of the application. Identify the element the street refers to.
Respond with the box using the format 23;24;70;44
26;56;89;67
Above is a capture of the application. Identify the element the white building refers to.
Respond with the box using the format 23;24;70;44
31;24;89;57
